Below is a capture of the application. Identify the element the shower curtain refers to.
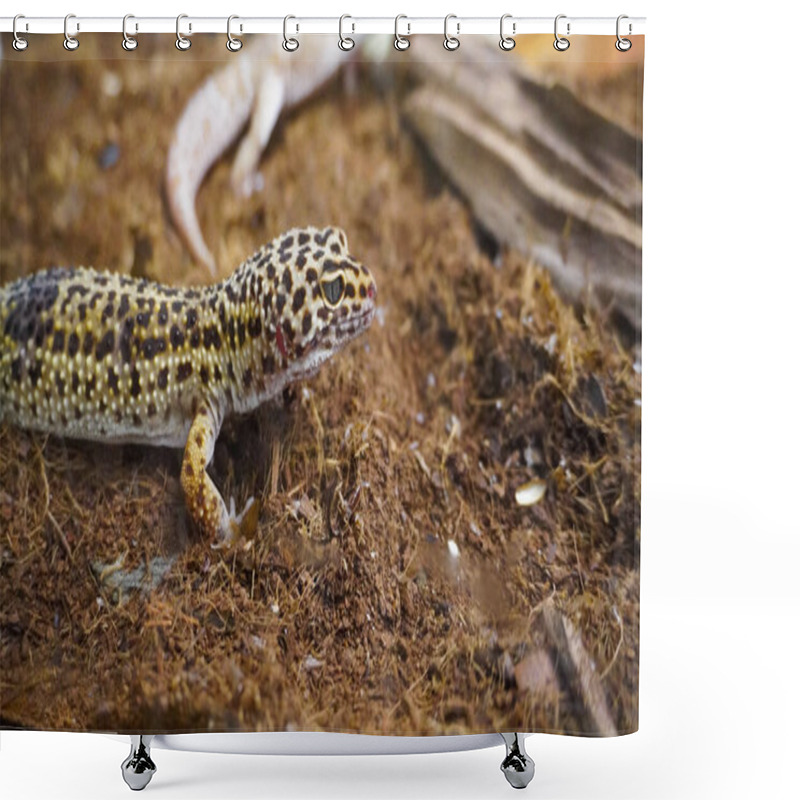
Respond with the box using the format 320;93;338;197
0;29;642;739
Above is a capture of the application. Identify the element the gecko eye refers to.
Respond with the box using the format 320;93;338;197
321;273;345;308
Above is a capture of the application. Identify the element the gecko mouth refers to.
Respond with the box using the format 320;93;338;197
289;306;375;383
329;305;376;345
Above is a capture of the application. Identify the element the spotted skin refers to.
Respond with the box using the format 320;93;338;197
0;226;377;545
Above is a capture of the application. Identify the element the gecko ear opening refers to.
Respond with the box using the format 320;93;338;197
321;272;345;308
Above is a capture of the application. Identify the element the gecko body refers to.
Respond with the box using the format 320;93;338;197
167;38;347;275
0;226;376;544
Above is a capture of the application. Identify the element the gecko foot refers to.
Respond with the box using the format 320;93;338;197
213;496;259;548
231;170;265;199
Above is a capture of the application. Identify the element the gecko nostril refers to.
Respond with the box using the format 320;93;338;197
368;284;376;300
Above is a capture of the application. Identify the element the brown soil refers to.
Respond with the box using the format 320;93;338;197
0;36;640;736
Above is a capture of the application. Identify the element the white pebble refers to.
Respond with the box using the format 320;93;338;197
515;480;546;506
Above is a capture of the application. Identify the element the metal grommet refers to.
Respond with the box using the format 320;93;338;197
616;14;632;52
122;14;138;51
64;13;79;51
338;14;355;51
553;14;570;52
283;15;299;52
227;15;243;52
499;14;516;51
176;14;191;51
12;14;29;51
394;15;410;51
443;13;460;51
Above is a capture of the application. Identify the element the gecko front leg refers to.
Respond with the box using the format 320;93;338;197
181;402;258;546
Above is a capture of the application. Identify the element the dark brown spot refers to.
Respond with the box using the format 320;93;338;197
142;337;166;359
359;285;367;298
177;362;192;381
67;332;80;357
117;294;130;319
82;332;95;356
107;368;120;395
170;325;185;349
147;403;157;417
130;369;141;398
190;329;201;348
186;308;198;328
132;413;142;426
203;326;222;350
72;372;80;392
248;317;262;338
243;368;253;388
184;462;193;477
292;287;306;314
282;270;293;293
157;367;168;389
158;303;168;325
95;330;114;360
345;283;356;298
52;330;65;353
120;319;133;363
200;366;209;385
298;232;310;245
136;312;151;328
302;313;312;335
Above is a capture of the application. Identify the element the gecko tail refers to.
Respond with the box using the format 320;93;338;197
166;59;259;276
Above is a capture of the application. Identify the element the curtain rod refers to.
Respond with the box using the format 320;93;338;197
0;16;646;37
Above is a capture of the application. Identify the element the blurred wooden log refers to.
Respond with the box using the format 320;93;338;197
542;601;618;736
403;38;642;335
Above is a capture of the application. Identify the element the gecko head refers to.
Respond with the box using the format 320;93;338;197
262;226;377;374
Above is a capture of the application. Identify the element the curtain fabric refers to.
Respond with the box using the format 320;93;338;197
0;32;643;737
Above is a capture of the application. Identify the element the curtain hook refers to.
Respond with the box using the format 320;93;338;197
176;14;191;51
616;14;632;52
338;14;355;51
64;13;80;51
554;14;570;51
227;15;243;51
394;15;410;51
122;14;138;51
12;14;29;51
499;14;516;51
443;14;460;51
283;15;299;52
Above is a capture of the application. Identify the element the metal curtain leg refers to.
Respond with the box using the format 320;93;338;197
121;735;157;791
500;733;535;789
